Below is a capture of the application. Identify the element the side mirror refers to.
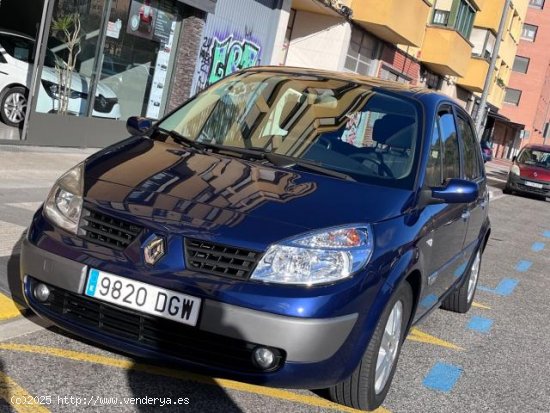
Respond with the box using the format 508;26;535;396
420;179;479;206
512;155;517;162
126;116;153;135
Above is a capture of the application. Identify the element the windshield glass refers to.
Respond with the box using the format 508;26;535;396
518;148;550;170
159;71;421;188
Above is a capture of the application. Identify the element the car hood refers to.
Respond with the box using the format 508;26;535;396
519;164;550;182
83;138;413;247
42;66;117;98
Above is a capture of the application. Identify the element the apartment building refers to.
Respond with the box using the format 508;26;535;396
500;0;550;155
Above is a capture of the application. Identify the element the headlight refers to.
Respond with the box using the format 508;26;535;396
510;165;520;176
41;80;88;100
251;225;374;286
43;163;84;234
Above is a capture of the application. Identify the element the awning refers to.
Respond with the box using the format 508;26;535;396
488;112;525;129
178;0;217;14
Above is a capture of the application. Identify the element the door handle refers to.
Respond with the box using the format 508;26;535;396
461;210;471;220
480;199;488;208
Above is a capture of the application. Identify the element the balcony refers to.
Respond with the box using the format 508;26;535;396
456;57;490;92
351;0;431;47
420;26;473;77
474;0;505;33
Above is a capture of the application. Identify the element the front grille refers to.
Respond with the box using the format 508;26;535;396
518;183;549;195
33;280;283;372
184;239;261;280
79;209;142;250
93;96;118;113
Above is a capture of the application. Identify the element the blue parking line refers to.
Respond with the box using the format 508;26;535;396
515;260;532;272
467;316;493;333
423;362;463;393
531;242;545;252
419;294;438;309
478;278;518;296
543;231;550;239
453;262;468;278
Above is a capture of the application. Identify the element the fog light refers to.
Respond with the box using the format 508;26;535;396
34;283;50;302
252;347;276;370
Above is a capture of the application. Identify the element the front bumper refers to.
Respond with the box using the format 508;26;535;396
506;173;550;197
21;238;359;387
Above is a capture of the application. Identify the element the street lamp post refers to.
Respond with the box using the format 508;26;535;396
474;0;512;138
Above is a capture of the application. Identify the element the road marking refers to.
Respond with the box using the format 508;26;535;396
0;343;389;413
423;362;463;393
515;260;532;272
472;301;491;310
5;202;42;212
0;293;22;320
0;220;26;257
478;278;518;296
467;316;493;333
408;328;463;351
0;371;51;413
531;242;545;252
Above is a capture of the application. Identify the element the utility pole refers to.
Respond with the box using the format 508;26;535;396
474;0;512;138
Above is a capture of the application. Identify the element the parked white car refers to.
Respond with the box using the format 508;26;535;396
0;29;121;127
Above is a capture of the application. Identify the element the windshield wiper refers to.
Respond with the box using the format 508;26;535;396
264;153;356;182
154;131;355;181
156;128;210;153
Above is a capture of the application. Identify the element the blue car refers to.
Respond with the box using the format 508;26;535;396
21;67;490;410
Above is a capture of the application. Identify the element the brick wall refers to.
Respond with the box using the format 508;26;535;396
167;8;206;112
379;45;421;84
500;5;550;147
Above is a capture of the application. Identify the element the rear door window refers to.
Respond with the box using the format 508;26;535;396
438;111;461;181
457;115;482;180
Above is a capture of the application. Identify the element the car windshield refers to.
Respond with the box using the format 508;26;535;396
159;71;421;189
517;148;550;169
0;33;34;62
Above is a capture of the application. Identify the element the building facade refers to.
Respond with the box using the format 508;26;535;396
0;0;530;148
500;0;550;154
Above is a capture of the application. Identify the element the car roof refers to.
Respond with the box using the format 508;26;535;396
524;144;550;152
0;29;34;41
241;66;457;107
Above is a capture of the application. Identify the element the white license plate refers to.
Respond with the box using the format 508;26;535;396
525;181;543;189
85;269;201;326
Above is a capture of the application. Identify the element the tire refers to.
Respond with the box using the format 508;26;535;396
327;282;413;411
503;185;512;195
441;248;481;313
0;86;27;127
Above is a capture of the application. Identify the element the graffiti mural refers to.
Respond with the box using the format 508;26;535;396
195;30;262;92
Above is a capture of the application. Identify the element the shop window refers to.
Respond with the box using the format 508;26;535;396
344;27;378;76
521;23;538;41
512;56;530;73
529;0;545;9
35;0;184;121
504;88;522;105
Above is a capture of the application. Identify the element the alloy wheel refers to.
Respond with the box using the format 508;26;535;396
467;250;481;303
3;91;27;124
374;300;403;394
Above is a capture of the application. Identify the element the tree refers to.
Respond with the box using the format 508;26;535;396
51;13;81;115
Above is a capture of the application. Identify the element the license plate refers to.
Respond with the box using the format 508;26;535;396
85;269;201;326
525;181;543;189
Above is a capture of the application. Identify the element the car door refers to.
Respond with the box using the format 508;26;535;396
455;109;488;261
421;106;469;302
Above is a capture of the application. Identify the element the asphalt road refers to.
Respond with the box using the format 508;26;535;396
0;147;549;413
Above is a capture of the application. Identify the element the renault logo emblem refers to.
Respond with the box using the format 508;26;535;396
143;234;166;266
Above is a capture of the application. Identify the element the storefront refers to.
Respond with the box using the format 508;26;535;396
19;0;216;146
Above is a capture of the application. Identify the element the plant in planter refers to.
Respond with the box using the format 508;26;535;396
51;13;81;115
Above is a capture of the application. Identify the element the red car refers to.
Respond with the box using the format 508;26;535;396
504;144;550;200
